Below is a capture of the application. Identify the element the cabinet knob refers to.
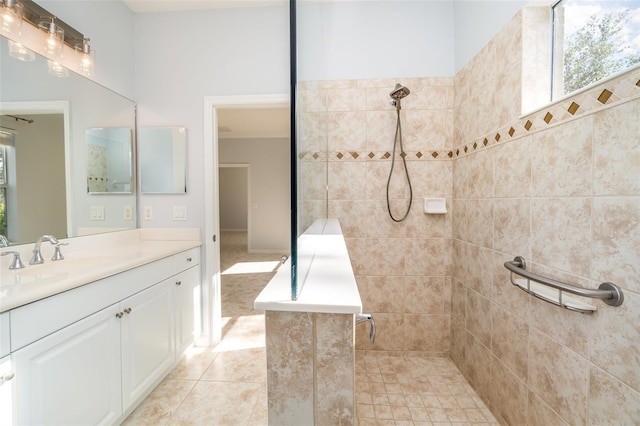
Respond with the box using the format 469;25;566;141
0;372;15;385
115;312;124;319
176;280;182;286
124;308;132;314
186;257;192;262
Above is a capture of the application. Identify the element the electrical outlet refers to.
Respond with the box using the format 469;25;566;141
90;206;105;221
172;206;187;221
123;206;133;220
144;206;153;220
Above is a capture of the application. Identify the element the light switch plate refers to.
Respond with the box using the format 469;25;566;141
172;206;187;221
144;206;153;220
90;206;105;221
123;206;133;221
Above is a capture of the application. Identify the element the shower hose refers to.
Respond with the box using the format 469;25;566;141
385;107;413;222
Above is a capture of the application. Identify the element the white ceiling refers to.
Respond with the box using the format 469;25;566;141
217;107;289;139
122;0;286;13
122;0;440;14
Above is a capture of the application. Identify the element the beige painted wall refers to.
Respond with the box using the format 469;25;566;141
219;166;248;231
219;138;290;253
1;114;66;243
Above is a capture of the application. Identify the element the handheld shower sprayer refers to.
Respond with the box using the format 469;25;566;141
386;83;413;222
389;83;410;110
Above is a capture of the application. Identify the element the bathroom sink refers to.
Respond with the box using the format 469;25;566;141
2;256;120;287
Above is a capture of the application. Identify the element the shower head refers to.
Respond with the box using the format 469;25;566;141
390;83;410;101
389;84;410;110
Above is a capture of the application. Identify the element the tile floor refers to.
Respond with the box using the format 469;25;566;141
124;231;498;426
355;355;498;425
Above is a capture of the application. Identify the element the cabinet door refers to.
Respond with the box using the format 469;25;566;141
174;267;200;354
121;279;175;410
0;355;14;426
13;305;122;426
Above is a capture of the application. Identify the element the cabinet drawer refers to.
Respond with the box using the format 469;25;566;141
0;312;9;358
10;256;174;351
174;248;200;274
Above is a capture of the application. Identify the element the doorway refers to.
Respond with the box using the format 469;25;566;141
219;164;250;234
202;94;289;347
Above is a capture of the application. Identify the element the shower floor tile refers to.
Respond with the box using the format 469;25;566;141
125;231;498;426
355;353;499;425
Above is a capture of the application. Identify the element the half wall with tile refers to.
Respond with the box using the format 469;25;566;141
265;311;355;425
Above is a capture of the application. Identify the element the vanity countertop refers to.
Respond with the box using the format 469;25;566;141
254;218;362;314
0;228;201;313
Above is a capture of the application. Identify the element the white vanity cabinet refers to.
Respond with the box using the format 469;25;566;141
0;312;14;426
12;304;122;426
174;266;200;354
0;312;9;358
121;278;175;410
6;246;201;425
0;355;14;426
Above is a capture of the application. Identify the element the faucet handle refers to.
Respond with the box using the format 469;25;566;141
52;242;69;261
1;251;25;270
30;250;44;265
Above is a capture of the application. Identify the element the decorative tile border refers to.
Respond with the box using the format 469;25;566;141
298;149;453;161
298;68;640;162
451;69;640;159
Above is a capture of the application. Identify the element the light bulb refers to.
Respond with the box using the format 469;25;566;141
76;38;95;77
0;0;23;38
8;39;34;61
39;19;64;60
47;59;69;78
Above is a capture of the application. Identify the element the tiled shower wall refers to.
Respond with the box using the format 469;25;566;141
451;8;640;426
297;6;640;425
298;77;455;356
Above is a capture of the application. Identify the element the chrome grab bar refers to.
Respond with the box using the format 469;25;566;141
504;256;624;310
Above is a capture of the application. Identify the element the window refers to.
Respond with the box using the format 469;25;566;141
552;0;640;99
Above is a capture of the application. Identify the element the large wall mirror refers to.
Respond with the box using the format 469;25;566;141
139;127;187;194
0;35;137;245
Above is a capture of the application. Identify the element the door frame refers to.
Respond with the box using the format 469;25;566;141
202;94;288;347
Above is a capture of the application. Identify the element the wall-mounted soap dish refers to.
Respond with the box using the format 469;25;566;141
423;198;447;214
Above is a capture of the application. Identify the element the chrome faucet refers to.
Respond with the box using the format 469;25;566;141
30;235;59;265
0;235;8;247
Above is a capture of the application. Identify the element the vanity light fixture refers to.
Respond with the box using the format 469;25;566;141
0;0;23;38
47;59;68;77
75;37;94;77
39;17;63;60
0;0;24;37
8;38;34;61
1;0;96;77
1;0;34;62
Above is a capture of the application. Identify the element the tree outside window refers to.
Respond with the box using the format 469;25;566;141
553;0;640;98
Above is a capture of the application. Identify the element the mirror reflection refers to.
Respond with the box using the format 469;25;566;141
86;128;133;194
0;35;137;245
0;118;67;243
139;127;187;194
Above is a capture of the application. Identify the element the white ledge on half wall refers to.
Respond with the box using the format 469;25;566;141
254;218;362;314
